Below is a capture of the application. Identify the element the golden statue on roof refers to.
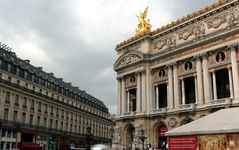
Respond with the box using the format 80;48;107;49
136;7;152;36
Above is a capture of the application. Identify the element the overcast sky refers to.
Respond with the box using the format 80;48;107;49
0;0;218;114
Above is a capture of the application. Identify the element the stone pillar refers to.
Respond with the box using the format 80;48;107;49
121;77;126;114
230;46;239;98
173;64;179;109
155;85;159;109
141;71;146;112
211;70;217;100
228;66;234;99
146;69;152;114
202;54;211;103
127;90;130;112
181;78;185;105
168;65;174;109
117;78;121;116
196;56;204;105
136;73;141;112
194;75;198;103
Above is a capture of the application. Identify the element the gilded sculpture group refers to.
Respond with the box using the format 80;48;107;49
136;7;152;36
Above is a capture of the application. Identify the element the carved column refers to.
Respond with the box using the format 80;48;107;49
168;65;174;109
202;54;211;103
136;73;141;112
127;90;130;112
155;85;159;109
196;56;204;105
117;78;121;116
141;71;146;112
146;69;152;114
230;46;239;98
121;77;126;114
211;70;217;100
173;64;179;109
194;75;198;103
181;78;185;105
228;66;234;99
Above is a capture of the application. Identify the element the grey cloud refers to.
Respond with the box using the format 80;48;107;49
0;0;219;114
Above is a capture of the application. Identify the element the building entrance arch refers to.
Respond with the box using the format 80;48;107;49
125;124;135;150
156;124;168;150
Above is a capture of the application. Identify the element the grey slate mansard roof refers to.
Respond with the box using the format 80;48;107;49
166;107;239;136
0;43;108;113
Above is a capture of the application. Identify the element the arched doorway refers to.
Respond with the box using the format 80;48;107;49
125;125;135;150
157;124;168;149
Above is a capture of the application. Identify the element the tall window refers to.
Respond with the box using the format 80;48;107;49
156;83;167;108
129;89;136;112
38;102;41;112
31;100;35;110
14;94;19;106
66;123;68;131
44;118;47;127
4;108;9;120
29;114;34;125
5;91;10;104
22;112;26;123
50;106;53;115
37;116;40;126
49;119;53;128
55;120;58;129
60;122;63;130
215;69;230;99
56;108;59;117
44;104;48;114
23;97;28;108
184;77;196;104
13;111;18;122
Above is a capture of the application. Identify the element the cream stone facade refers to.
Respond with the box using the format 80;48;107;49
113;0;239;149
0;44;113;150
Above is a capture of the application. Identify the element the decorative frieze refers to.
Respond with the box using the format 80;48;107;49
193;22;206;38
228;8;239;27
154;39;166;50
166;34;177;48
207;14;227;29
178;28;194;40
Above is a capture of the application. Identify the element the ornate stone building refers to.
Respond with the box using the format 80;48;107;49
113;0;239;149
0;44;112;150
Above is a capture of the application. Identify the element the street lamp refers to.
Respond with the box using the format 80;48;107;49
86;127;92;150
139;128;147;150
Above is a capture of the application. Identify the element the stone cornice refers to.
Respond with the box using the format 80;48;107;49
151;26;239;63
115;0;237;52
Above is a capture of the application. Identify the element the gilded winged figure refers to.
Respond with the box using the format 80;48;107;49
136;7;152;35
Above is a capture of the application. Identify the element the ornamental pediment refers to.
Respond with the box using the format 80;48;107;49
114;52;143;70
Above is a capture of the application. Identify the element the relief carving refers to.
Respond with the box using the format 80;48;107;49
166;34;177;48
113;127;121;144
153;68;167;82
207;15;227;29
228;8;239;27
126;74;137;87
178;28;193;40
154;39;166;50
133;124;143;149
193;22;206;37
116;54;142;68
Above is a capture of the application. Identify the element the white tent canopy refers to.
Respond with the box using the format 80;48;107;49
166;107;239;136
